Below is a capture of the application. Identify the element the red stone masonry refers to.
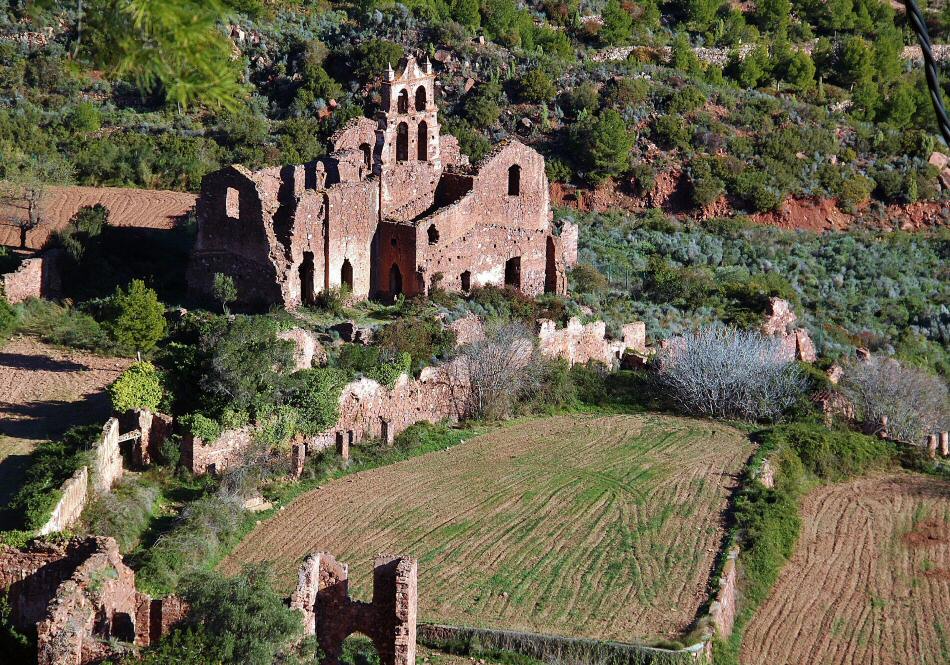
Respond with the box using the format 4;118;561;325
189;55;571;310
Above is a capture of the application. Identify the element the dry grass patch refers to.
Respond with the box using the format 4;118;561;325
221;413;752;642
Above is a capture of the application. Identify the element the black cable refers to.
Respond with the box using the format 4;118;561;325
903;0;950;146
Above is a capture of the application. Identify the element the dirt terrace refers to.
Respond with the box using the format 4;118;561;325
742;472;950;665
221;413;752;642
0;336;129;523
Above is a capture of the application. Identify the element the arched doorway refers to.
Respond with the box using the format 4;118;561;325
397;89;409;113
504;256;521;289
417;121;428;161
544;237;556;293
389;263;402;297
395;122;409;162
460;270;471;292
415;85;427;111
341;259;354;290
359;143;371;169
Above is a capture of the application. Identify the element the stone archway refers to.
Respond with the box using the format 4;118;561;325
544;237;557;294
341;259;354;290
390;263;403;296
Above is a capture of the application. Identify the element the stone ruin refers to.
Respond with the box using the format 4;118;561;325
0;537;186;665
290;552;418;665
761;297;817;363
188;55;577;310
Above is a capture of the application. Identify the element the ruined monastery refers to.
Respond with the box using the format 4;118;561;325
188;56;578;309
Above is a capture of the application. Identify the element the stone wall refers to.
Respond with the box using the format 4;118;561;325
706;548;739;638
537;317;645;369
291;552;418;665
38;466;88;536
1;253;60;303
182;426;255;476
120;408;174;468
761;298;817;363
92;418;123;495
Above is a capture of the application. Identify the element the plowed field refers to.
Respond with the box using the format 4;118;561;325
0;185;196;249
742;473;950;665
221;413;752;641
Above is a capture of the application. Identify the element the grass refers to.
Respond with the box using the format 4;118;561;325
221;413;752;642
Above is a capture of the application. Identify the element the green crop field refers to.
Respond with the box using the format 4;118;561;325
222;413;752;642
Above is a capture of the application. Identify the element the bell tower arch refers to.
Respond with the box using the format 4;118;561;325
378;56;442;169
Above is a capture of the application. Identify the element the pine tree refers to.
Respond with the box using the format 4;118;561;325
600;0;633;46
107;279;167;355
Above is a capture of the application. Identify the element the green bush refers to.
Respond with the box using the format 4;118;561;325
284;367;349;435
83;475;161;552
653;114;690;151
179;413;222;442
518;70;556;103
375;315;456;371
0;296;16;340
109;361;164;413
105;279;167;355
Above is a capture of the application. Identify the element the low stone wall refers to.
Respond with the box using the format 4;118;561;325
706;548;739;638
182;426;255;475
537;317;646;369
91;418;123;495
1;253;60;303
38;467;88;536
418;624;707;664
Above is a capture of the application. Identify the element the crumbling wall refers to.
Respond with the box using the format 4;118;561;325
291;552;418;665
119;409;173;468
38;467;88;536
537;317;642;368
182;426;255;476
0;538;185;664
316;363;469;452
92;418;123;494
761;298;817;363
279;327;327;370
707;548;738;638
1;253;60;303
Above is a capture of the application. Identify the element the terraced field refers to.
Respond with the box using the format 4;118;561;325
742;473;950;665
222;413;752;641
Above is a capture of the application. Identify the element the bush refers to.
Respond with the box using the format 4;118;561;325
569;264;608;294
109;361;164;413
375;315;456;371
83;475;160;551
0;296;16;340
841;356;949;443
653;326;806;422
179;413;222;442
518;70;556;103
105;279;167;354
284;367;349;435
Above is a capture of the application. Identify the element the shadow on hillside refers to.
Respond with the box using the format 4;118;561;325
0;392;111;441
0;351;89;373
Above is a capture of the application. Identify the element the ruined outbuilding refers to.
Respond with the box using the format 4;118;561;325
189;56;576;309
291;552;418;665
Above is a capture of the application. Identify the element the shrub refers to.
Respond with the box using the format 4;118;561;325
284;367;349;434
105;279;167;354
837;174;874;213
653;114;690;151
354;40;404;80
14;299;109;351
179;413;222;442
0;296;16;340
83;476;161;551
375;315;456;371
212;273;237;314
771;422;897;481
653;326;806;422
841;356;949;444
109;361;164;413
569;264;608;294
171;564;315;665
571;109;634;183
518;70;556;103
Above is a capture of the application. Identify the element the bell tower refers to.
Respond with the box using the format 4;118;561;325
378;55;442;169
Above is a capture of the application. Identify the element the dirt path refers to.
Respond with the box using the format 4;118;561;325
221;413;752;642
741;473;950;665
0;336;130;521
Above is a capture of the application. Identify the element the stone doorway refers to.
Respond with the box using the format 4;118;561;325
300;252;316;305
341;259;354;290
504;256;521;289
389;263;403;297
544;237;556;293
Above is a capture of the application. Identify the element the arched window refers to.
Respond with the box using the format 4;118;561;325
359;143;371;169
395;122;409;162
389;263;402;296
415;85;427;111
427;224;439;245
341;259;353;290
544;236;556;294
397;89;409;113
417;121;428;161
508;164;521;196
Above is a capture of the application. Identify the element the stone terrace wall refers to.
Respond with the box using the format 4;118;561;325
92;418;123;494
1;253;60;303
38;466;88;536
